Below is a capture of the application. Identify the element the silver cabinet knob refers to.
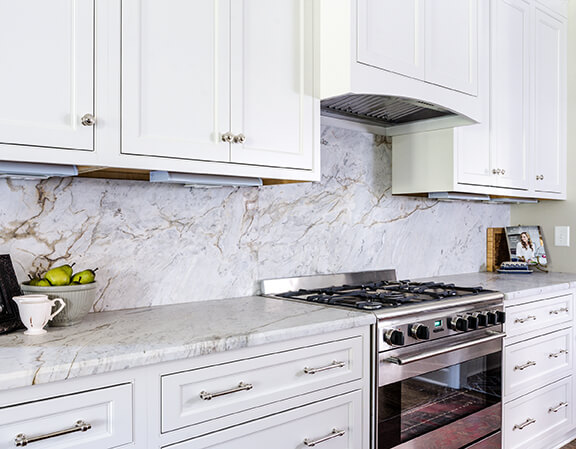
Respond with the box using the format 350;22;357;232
221;132;234;143
501;169;506;175
81;113;95;127
233;134;246;144
492;169;498;175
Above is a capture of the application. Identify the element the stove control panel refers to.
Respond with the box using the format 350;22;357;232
380;308;505;348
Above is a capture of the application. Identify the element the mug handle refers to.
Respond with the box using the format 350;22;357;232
49;298;66;320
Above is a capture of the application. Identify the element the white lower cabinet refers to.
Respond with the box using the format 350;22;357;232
0;327;371;449
165;391;362;449
503;289;576;448
0;384;133;449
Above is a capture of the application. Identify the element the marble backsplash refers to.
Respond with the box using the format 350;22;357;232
0;126;510;311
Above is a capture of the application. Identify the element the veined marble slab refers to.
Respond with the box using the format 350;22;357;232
0;125;510;312
0;296;374;391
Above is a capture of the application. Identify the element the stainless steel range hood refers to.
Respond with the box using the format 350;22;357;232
321;94;476;137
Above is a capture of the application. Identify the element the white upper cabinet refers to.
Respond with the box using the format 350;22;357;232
229;0;316;170
122;0;317;173
356;0;478;95
425;0;478;95
357;0;425;80
122;0;231;163
490;0;531;190
0;0;94;152
532;5;566;194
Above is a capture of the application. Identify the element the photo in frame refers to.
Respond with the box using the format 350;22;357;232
504;226;548;266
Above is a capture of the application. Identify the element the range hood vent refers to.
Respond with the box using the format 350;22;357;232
321;94;475;136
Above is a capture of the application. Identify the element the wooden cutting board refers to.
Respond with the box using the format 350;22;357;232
486;227;510;272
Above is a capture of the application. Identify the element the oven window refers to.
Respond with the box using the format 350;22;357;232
378;353;501;448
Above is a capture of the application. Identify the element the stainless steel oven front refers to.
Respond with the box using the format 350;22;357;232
377;329;504;449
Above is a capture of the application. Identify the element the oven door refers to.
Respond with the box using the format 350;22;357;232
377;330;504;449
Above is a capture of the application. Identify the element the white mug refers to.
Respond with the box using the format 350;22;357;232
12;295;66;335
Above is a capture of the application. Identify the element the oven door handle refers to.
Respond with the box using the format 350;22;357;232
383;332;505;365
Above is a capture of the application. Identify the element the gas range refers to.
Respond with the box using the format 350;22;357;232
261;269;505;351
262;269;505;449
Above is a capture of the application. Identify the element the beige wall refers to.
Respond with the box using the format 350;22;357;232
511;0;576;273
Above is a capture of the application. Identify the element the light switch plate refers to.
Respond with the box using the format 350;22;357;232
555;226;570;247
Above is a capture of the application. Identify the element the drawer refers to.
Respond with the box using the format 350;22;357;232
504;376;572;449
162;336;363;433
505;293;572;338
504;327;572;398
0;383;132;449
164;390;363;448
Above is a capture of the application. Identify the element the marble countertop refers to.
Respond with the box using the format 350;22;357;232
0;296;374;391
415;271;576;300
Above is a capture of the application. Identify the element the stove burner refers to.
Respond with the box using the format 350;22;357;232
277;280;486;311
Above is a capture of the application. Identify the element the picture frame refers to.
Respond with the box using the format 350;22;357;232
504;225;548;266
0;254;24;334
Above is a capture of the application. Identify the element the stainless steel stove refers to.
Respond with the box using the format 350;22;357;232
261;270;505;449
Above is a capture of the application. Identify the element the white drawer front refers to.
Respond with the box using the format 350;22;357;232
165;390;363;449
162;337;363;433
505;293;572;338
504;376;572;449
0;384;132;449
504;328;572;397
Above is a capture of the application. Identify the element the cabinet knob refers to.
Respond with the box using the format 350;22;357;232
492;169;498;175
221;132;234;143
501;169;505;175
233;134;246;144
81;113;95;127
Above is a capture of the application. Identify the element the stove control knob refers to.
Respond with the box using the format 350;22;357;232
474;312;488;327
496;311;506;324
384;329;405;346
450;317;468;332
486;311;497;325
409;323;430;340
466;314;479;330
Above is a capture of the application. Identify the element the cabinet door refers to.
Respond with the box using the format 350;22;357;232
533;6;566;194
357;0;425;80
0;0;94;151
122;0;230;162
167;391;363;449
425;0;479;95
229;0;317;170
490;0;531;190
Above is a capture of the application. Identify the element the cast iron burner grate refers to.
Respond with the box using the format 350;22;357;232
277;281;486;310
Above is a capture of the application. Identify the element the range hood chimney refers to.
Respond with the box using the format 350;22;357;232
321;94;476;137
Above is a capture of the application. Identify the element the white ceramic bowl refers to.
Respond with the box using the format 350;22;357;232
20;282;97;327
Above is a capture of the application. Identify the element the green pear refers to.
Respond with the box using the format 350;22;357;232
36;279;51;287
59;263;75;278
27;277;42;286
44;266;71;286
71;268;98;284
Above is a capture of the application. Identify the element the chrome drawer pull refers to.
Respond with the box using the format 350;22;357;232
14;420;91;446
549;307;569;315
514;315;536;324
514;361;536;371
549;402;568;413
304;429;346;446
199;382;253;401
304;361;346;375
549;349;568;358
513;418;536;431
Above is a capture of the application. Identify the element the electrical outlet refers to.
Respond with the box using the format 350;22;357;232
555;226;570;247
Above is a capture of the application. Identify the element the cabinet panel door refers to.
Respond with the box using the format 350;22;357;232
0;0;94;151
425;0;478;95
122;0;230;162
490;0;531;190
167;391;363;449
229;0;316;170
357;0;425;80
533;6;566;194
